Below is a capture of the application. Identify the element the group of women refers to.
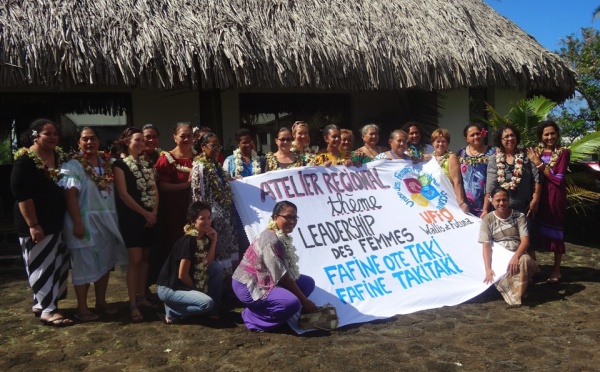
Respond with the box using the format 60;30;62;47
11;117;569;329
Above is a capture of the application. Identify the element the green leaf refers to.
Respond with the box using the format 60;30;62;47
568;131;600;162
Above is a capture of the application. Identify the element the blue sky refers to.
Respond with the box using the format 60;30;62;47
484;0;599;51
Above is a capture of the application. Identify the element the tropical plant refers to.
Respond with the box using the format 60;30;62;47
484;96;600;214
485;95;556;146
0;136;12;165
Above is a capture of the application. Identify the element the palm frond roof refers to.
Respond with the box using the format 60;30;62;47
0;0;576;100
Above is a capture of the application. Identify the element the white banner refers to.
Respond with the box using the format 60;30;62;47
230;159;513;330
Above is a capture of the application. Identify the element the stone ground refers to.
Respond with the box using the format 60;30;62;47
0;242;599;371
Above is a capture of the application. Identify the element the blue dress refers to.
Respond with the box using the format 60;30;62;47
457;146;495;217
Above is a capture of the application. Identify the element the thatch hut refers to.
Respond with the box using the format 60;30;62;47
0;0;576;150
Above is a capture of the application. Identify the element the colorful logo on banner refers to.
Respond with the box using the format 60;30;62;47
393;166;448;210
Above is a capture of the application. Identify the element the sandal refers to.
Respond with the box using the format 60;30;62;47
129;304;144;323
40;314;75;327
546;276;561;284
74;312;99;323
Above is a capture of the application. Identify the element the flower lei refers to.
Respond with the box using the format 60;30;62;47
433;150;453;164
160;150;194;173
265;152;303;171
193;156;233;207
71;152;114;190
233;148;261;177
459;154;490;166
14;146;66;183
537;144;566;170
267;218;301;280
406;143;428;159
121;154;157;208
495;147;524;191
183;223;210;292
291;141;319;163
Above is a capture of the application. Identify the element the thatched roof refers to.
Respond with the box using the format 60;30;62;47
0;0;576;100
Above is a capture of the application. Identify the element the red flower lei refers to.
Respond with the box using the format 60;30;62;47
72;152;114;190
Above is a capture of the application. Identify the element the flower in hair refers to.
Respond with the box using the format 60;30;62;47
32;130;38;138
480;128;488;138
193;127;200;133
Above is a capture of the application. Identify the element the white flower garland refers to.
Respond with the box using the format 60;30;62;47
160;150;193;173
267;218;301;280
233;148;261;177
121;154;157;208
495;147;524;191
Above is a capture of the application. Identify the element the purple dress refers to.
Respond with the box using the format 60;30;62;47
232;229;314;332
457;146;495;217
538;148;570;253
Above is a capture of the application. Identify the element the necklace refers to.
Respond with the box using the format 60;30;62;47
14;146;66;183
495;147;524;190
268;225;300;280
364;145;379;158
72;152;114;190
121;154;157;208
160;150;193;173
183;223;210;292
233;148;261;177
468;145;486;157
265;152;303;170
291;141;318;163
193;156;233;207
537;144;566;169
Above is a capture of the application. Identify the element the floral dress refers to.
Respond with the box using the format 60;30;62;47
457;146;496;217
191;157;239;271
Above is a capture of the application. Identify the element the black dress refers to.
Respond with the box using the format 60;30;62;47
113;159;157;248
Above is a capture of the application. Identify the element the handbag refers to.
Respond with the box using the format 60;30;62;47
298;303;339;331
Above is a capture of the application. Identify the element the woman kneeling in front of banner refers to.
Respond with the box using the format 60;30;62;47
157;201;222;323
232;201;318;331
480;187;539;306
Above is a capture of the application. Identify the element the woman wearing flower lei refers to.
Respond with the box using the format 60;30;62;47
526;121;570;283
309;124;364;166
290;121;319;163
142;123;161;165
191;132;240;272
457;123;496;217
223;128;266;179
155;122;197;258
11;119;73;326
430;129;470;214
59;127;127;322
156;201;222;323
232;201;318;332
265;127;305;171
483;124;541;222
401;121;433;161
113;127;159;323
